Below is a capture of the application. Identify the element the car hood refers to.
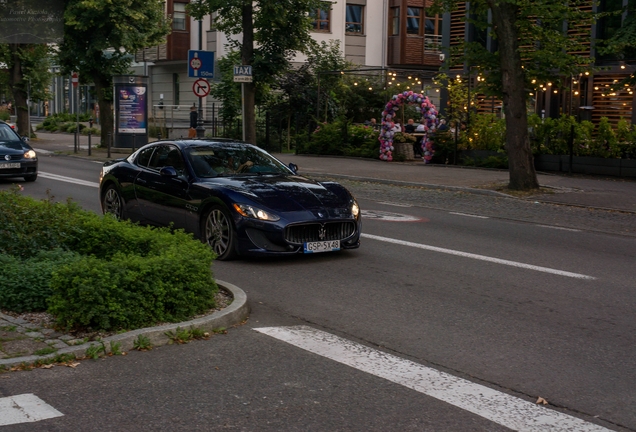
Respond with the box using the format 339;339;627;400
200;174;350;213
0;147;26;156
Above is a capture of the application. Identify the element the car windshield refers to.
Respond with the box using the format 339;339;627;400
0;124;22;149
186;143;291;178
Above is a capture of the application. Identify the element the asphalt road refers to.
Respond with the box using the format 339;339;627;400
0;154;634;431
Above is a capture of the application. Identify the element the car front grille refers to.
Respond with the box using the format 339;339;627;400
285;221;357;244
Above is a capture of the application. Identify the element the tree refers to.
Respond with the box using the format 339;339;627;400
57;0;170;146
0;44;53;136
189;0;323;144
433;0;594;190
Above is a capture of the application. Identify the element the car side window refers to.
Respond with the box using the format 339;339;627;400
136;147;155;167
147;145;185;175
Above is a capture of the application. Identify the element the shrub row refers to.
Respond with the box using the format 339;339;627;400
0;189;218;331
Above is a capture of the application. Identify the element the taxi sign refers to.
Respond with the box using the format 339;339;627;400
233;65;253;82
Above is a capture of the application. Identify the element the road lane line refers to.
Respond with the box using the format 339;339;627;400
39;172;99;188
255;326;611;432
0;394;63;426
449;212;490;219
536;225;581;232
361;233;595;280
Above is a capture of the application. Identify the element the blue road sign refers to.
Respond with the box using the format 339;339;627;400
188;50;215;79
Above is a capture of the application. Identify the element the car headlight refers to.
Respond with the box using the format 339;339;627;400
351;201;360;218
233;203;280;221
23;150;36;159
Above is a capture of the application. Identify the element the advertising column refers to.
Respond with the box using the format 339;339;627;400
114;75;149;148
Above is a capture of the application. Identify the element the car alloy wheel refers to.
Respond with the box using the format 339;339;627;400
203;205;237;260
102;186;123;219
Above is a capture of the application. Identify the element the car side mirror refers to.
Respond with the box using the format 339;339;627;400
288;163;298;174
159;166;178;178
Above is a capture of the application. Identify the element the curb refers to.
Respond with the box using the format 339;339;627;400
307;172;514;198
0;280;249;369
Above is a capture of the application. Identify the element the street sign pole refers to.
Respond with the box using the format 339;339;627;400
196;18;204;138
233;65;252;142
242;83;246;141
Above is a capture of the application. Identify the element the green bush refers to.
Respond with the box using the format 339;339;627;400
298;119;379;159
0;189;218;331
468;114;506;151
48;247;216;331
81;127;99;136
0;249;81;312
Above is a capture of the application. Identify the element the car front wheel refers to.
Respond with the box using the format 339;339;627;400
102;185;123;219
202;205;238;260
23;174;37;182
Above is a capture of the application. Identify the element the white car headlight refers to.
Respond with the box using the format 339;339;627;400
351;201;360;218
24;150;36;159
233;203;280;221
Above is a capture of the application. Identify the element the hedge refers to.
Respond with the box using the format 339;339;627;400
0;188;218;331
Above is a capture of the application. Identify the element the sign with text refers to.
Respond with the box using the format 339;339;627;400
188;50;215;78
233;65;253;82
0;0;64;43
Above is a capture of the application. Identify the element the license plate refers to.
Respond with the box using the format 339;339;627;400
304;240;340;253
0;162;20;169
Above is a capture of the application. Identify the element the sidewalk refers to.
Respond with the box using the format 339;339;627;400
31;132;636;213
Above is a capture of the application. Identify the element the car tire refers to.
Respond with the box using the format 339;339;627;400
102;185;124;219
23;174;37;182
202;205;238;260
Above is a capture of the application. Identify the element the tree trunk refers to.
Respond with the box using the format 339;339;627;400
488;1;539;190
8;44;29;137
241;4;257;145
94;77;113;148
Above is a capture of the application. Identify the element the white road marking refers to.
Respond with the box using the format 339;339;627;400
536;225;581;232
449;212;490;219
39;172;99;188
0;394;63;426
32;148;53;154
377;201;413;207
362;210;422;222
255;326;612;432
361;233;595;280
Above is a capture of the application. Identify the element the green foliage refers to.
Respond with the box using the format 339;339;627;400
34;347;57;356
109;341;123;356
298;119;380;158
468;114;506;151
133;335;152;351
0;249;82;312
0;189;218;332
85;343;105;360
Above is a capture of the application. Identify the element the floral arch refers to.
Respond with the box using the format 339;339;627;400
379;91;439;162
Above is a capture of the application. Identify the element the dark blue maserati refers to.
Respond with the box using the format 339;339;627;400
99;139;361;260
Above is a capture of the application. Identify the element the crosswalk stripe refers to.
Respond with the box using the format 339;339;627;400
0;394;63;426
254;326;612;432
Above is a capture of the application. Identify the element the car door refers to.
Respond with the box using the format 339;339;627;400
134;144;190;229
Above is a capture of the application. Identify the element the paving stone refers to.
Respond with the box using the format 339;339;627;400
45;340;68;350
24;331;45;339
1;339;50;358
58;335;74;341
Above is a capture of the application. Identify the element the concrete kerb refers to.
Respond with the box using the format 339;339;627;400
307;172;514;198
0;280;249;369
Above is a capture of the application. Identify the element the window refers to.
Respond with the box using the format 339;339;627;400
407;7;422;35
173;73;180;106
391;7;400;36
310;4;330;32
346;5;364;34
424;13;442;51
173;2;186;31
